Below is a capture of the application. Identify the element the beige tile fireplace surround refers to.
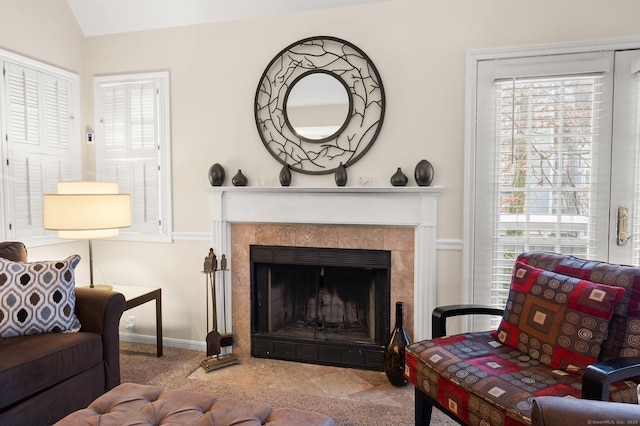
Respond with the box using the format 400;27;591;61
207;187;441;360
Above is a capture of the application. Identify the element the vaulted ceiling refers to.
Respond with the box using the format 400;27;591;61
66;0;387;37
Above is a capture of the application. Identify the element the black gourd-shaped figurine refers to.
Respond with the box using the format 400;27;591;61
384;301;410;386
279;164;292;187
232;169;248;186
414;159;434;186
335;162;347;187
390;167;408;186
208;163;225;186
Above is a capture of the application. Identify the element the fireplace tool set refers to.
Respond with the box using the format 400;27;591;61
201;248;238;372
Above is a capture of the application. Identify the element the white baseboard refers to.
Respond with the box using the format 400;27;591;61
120;332;205;352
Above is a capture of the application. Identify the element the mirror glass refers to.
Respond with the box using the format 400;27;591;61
286;73;350;140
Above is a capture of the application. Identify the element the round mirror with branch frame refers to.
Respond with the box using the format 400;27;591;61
255;36;385;175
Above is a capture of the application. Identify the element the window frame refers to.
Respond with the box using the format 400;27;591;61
93;71;173;243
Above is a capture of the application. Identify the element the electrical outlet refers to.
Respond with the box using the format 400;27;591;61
125;315;136;332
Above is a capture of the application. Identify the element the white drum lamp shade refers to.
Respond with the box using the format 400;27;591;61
43;181;131;288
44;181;131;238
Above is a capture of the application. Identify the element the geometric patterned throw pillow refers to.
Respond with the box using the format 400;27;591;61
492;261;625;375
0;255;81;338
517;251;640;360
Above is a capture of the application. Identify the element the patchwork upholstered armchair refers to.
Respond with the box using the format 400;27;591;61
405;252;640;425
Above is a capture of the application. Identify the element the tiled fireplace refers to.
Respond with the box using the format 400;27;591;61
207;187;441;363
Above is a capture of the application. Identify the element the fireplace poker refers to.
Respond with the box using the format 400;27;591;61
216;255;235;349
206;253;221;357
204;256;210;335
217;254;236;351
202;249;221;357
220;254;227;332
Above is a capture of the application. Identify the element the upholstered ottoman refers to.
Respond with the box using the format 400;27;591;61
55;382;335;425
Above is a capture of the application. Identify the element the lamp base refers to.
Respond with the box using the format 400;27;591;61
89;284;113;291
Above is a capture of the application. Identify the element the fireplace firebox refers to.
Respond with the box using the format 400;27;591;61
250;245;391;370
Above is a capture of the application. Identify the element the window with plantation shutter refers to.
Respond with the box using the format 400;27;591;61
1;54;80;241
94;72;172;242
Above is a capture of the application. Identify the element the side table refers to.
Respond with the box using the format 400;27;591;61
110;285;163;357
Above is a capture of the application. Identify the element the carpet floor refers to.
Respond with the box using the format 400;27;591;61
119;342;457;425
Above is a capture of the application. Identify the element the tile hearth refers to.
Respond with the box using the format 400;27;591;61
188;356;414;409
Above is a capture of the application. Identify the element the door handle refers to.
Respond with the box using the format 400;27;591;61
617;206;629;246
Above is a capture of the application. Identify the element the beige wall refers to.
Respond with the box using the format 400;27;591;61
3;0;640;344
0;0;84;71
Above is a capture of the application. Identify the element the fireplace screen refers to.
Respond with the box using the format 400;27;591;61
251;245;390;370
265;264;376;343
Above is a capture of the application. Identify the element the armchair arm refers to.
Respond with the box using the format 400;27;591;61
432;304;504;338
582;356;640;400
531;396;640;426
74;287;126;392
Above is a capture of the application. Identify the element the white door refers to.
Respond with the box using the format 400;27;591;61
609;49;640;265
470;49;640;322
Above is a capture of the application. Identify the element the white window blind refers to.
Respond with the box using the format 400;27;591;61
488;75;604;311
471;52;614;329
95;72;172;241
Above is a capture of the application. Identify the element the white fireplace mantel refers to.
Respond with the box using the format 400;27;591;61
206;186;442;340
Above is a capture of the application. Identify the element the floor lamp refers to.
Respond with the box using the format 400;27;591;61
43;181;131;289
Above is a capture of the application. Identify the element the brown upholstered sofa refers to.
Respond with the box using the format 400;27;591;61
0;241;126;425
